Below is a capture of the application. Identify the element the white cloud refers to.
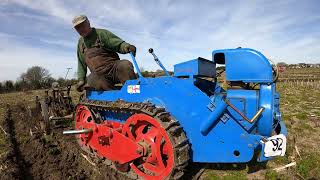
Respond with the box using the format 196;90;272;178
9;0;74;23
0;33;76;81
0;0;319;81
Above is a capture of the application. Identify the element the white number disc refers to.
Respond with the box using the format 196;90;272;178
263;134;287;157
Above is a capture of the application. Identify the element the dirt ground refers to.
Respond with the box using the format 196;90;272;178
0;103;126;180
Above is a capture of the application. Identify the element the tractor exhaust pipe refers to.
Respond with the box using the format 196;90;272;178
63;128;93;135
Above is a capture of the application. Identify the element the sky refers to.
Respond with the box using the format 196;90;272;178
0;0;319;81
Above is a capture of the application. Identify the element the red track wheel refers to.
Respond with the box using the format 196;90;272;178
122;113;175;180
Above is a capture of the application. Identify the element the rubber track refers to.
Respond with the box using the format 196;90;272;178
78;99;190;180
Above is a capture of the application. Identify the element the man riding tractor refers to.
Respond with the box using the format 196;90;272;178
73;15;137;92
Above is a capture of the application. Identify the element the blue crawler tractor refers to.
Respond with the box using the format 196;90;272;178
64;48;287;180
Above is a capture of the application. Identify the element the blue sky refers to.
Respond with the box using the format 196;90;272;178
0;0;319;81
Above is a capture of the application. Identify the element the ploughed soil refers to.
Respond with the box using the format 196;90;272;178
0;104;123;180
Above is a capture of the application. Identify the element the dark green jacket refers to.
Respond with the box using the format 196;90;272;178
77;28;130;81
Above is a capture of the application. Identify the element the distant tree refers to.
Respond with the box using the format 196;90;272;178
16;76;28;90
65;78;77;86
0;82;3;93
14;81;23;91
20;66;51;89
57;77;66;87
277;62;287;67
42;77;56;88
141;70;150;77
155;69;166;76
4;80;14;92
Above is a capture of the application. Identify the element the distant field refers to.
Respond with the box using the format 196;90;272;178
0;67;319;179
279;67;320;81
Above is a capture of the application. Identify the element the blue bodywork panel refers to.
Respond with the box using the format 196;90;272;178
212;48;273;83
85;48;287;163
226;90;258;131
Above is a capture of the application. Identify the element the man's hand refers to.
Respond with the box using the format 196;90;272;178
76;80;85;92
125;44;136;57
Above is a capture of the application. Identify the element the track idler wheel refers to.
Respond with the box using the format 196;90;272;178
122;113;189;180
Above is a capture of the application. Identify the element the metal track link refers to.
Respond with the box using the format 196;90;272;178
77;99;190;180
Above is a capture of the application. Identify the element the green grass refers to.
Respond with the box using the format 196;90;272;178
297;153;320;179
204;171;247;180
296;112;308;120
264;169;278;180
204;172;220;180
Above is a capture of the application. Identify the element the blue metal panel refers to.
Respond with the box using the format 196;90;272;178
226;90;259;131
200;100;228;136
174;58;216;77
212;48;273;83
274;92;282;124
257;84;274;136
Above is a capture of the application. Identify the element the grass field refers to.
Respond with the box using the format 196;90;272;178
0;68;319;179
